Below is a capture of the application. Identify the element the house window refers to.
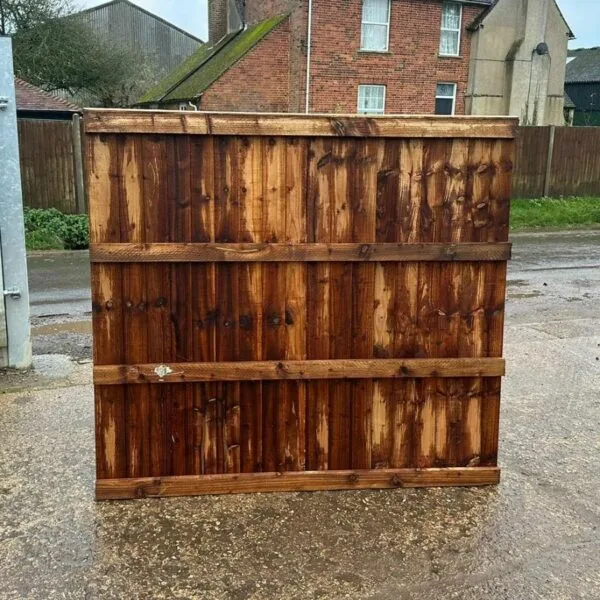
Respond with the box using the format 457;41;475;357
435;83;457;115
439;1;462;56
361;0;391;51
358;85;386;114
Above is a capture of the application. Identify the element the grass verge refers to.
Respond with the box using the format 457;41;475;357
511;197;600;231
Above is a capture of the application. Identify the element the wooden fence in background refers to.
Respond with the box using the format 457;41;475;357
17;116;85;214
513;126;600;199
86;110;515;500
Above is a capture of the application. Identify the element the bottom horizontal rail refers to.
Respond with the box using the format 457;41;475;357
96;467;501;500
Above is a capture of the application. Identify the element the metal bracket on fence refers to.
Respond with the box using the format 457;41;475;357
0;96;9;110
3;288;21;300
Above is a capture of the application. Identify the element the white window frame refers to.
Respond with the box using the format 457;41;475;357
357;84;387;114
435;83;457;115
439;1;462;57
360;0;391;52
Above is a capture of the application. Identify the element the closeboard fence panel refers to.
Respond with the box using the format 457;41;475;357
86;110;516;500
512;126;550;199
18;119;77;213
549;127;600;197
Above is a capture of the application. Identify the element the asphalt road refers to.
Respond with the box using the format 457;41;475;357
0;230;597;599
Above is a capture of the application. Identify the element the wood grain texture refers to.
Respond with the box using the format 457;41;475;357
94;358;506;384
85;110;518;139
90;242;511;263
96;467;501;499
88;113;513;497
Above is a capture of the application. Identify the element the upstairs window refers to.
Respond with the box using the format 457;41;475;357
435;83;457;115
358;85;386;114
440;1;462;56
361;0;391;51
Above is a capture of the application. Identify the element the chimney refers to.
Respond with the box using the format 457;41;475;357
208;0;245;45
208;0;228;44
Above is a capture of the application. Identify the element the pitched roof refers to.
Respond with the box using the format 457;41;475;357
564;91;575;108
138;15;288;105
14;78;80;113
566;47;600;83
78;0;203;43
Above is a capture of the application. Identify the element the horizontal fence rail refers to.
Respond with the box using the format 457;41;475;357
86;109;514;499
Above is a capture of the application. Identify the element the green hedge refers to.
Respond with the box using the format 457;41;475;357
24;208;89;251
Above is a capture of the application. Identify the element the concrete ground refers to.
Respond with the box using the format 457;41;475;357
1;231;599;599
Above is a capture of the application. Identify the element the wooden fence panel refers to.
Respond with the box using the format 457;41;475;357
17;117;86;214
86;110;516;500
549;127;600;197
512;126;550;199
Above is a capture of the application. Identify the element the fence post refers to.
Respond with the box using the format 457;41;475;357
543;125;556;198
0;36;32;369
72;113;86;214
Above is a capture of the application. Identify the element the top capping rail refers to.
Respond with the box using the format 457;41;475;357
83;109;519;139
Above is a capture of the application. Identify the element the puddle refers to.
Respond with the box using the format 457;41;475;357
31;321;92;337
507;279;529;287
509;291;543;299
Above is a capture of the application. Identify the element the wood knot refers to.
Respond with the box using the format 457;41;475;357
223;319;233;328
284;310;294;326
137;302;147;312
359;244;372;258
267;313;281;327
155;297;167;308
125;300;133;309
348;473;359;484
239;315;252;330
391;475;404;488
105;300;114;310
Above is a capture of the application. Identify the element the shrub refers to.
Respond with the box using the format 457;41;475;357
24;208;90;250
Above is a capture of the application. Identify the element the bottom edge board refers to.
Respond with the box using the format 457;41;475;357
96;467;501;500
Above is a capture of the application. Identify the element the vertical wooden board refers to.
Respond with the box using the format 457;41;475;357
190;136;217;475
305;138;333;470
469;139;494;242
261;136;287;472
169;136;193;476
88;133;127;480
238;137;264;473
490;139;513;242
142;135;179;477
214;136;241;474
348;139;377;469
282;137;308;471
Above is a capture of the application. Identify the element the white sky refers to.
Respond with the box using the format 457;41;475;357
76;0;600;49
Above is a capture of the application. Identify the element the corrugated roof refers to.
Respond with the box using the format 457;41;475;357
566;47;600;83
138;15;288;105
14;78;80;112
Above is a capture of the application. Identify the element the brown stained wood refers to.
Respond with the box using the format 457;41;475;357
94;358;505;385
238;136;264;474
96;467;501;499
88;113;512;497
85;110;518;139
90;242;511;263
88;134;126;479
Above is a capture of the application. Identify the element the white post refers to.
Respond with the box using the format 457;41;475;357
0;36;32;369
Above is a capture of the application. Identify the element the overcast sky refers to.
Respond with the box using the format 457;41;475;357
77;0;599;48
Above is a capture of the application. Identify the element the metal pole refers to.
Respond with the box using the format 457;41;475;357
543;125;555;198
72;113;86;214
0;36;32;368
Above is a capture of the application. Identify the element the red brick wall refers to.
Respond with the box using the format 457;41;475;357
208;0;228;43
204;0;485;115
309;0;481;114
200;18;292;112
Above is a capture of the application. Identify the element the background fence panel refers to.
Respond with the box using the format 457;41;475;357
86;111;516;500
512;126;550;199
17;117;85;214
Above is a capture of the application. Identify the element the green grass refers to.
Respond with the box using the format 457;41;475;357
511;197;600;231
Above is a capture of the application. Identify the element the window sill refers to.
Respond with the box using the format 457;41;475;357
358;49;391;54
438;54;462;59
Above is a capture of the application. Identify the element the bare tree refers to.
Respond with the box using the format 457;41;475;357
2;0;155;106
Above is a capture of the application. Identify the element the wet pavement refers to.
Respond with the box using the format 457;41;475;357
0;231;599;599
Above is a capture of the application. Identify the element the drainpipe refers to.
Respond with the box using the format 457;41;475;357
305;0;313;113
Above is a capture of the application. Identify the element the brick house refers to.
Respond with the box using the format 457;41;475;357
139;0;491;114
139;0;571;123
